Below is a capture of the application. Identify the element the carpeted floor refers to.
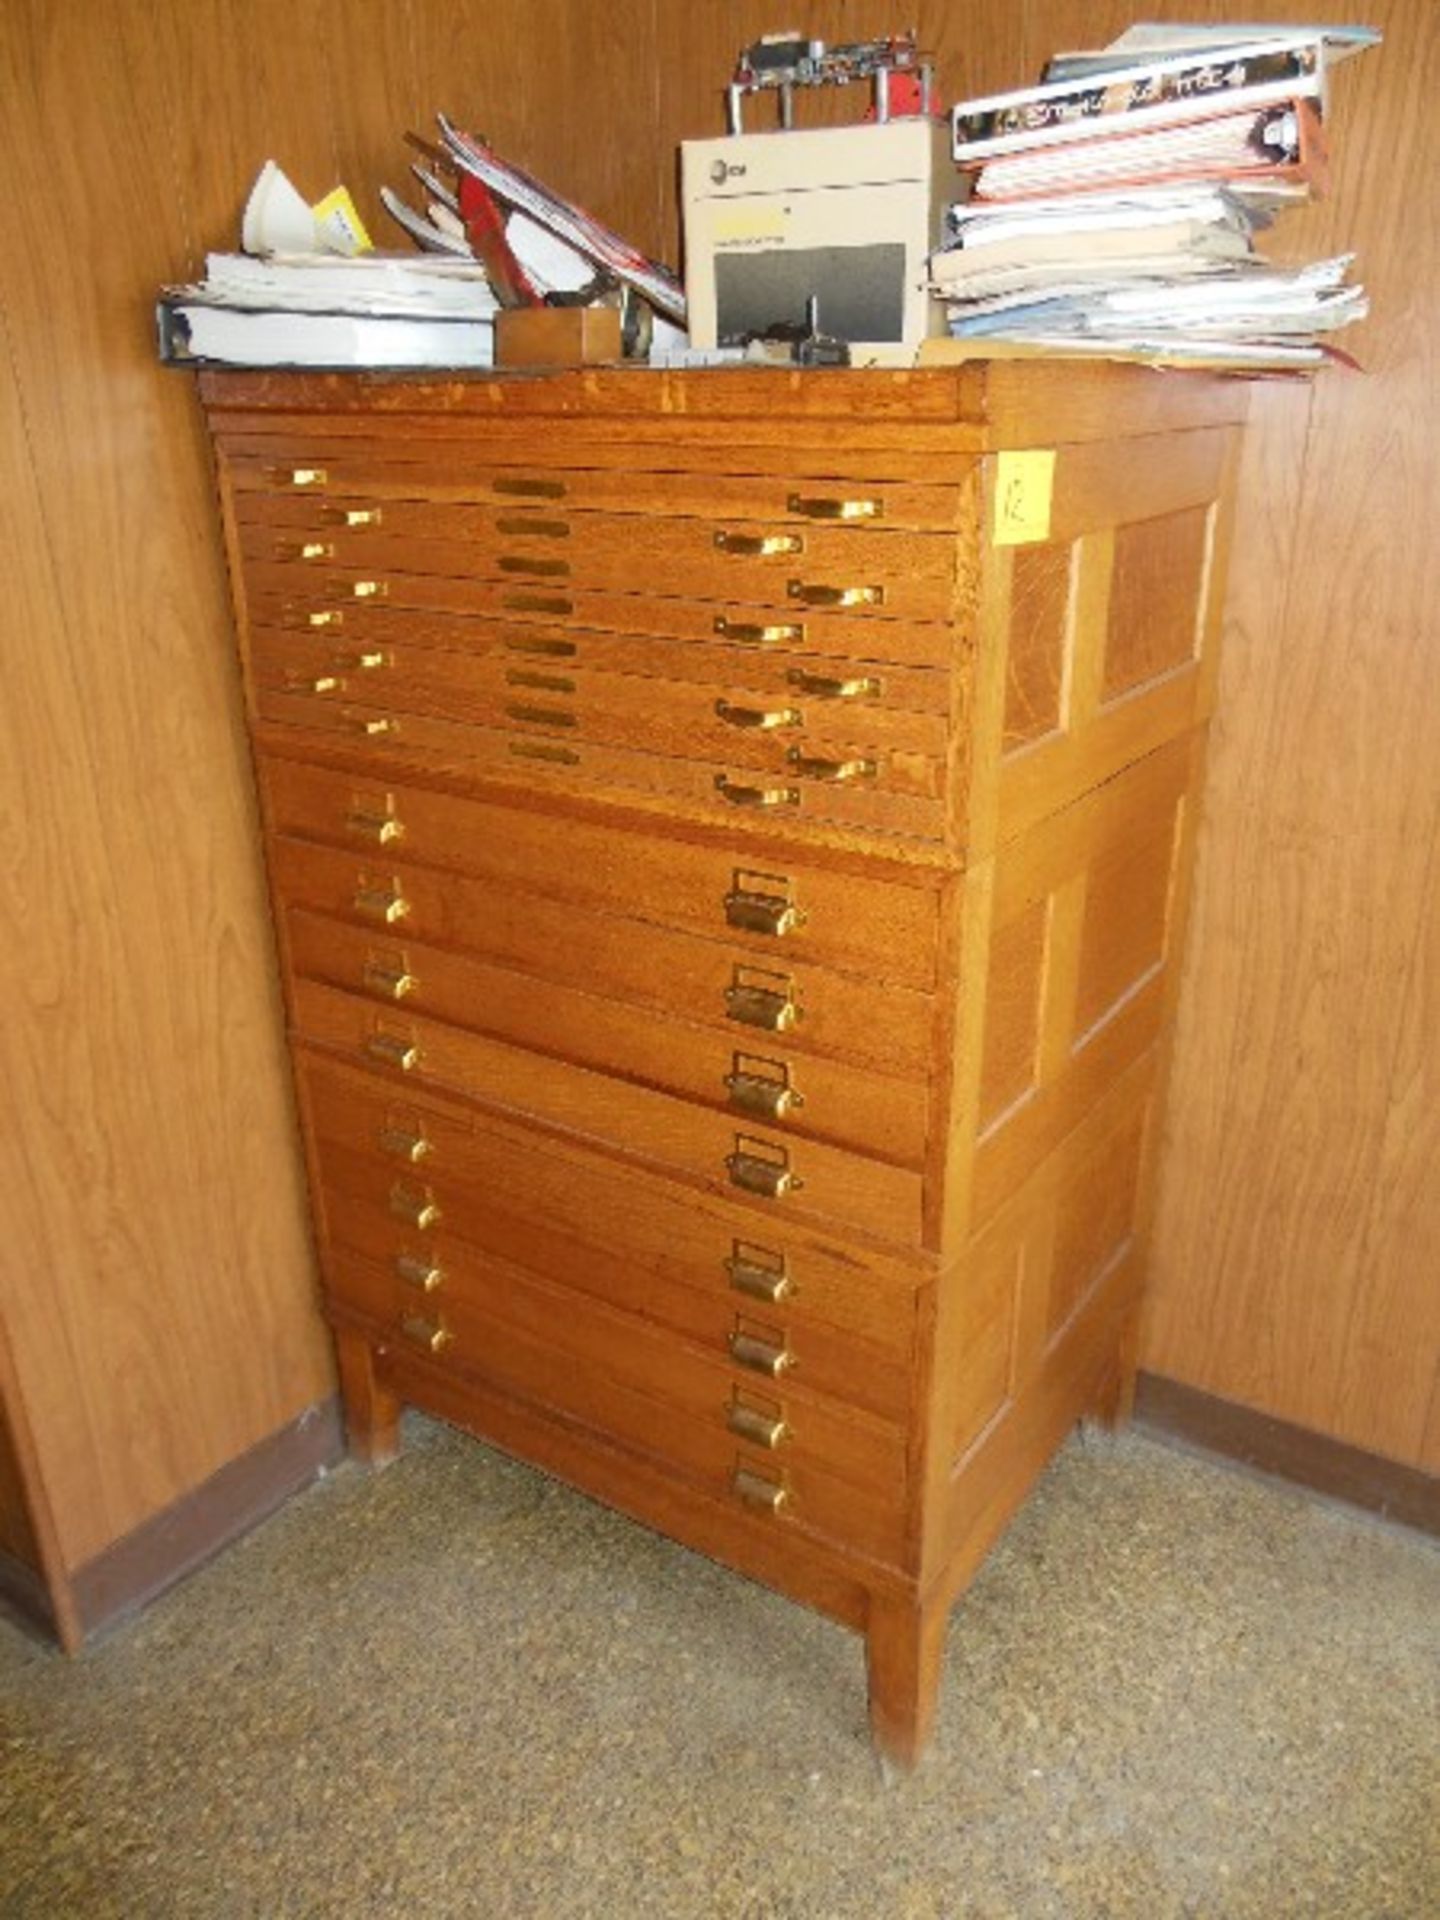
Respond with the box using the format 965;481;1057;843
1;1419;1436;1919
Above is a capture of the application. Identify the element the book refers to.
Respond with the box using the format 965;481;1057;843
933;220;1252;289
951;34;1326;164
156;300;494;369
1043;22;1380;82
196;251;499;318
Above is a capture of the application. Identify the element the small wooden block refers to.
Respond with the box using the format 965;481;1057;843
495;305;623;368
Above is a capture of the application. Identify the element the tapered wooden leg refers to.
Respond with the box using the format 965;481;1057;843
334;1328;403;1466
865;1590;950;1772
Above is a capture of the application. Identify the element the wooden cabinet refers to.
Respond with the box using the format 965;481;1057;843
202;362;1244;1767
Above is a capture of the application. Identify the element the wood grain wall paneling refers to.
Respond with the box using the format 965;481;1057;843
0;0;332;1571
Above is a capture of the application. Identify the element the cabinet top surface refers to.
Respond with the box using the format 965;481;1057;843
197;361;1249;452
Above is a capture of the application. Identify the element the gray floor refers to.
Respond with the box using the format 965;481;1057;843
1;1420;1436;1920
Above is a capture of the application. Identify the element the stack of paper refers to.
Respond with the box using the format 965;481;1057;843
933;21;1379;371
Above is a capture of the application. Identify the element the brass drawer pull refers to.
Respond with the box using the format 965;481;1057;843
501;592;573;615
508;740;580;765
729;1330;793;1378
343;713;398;737
378;1124;428;1162
400;1314;451;1355
339;650;390;672
724;980;799;1033
787;493;882;521
785;749;876;783
713;616;805;647
785;669;881;701
300;674;343;695
725;1063;803;1122
351;579;387;599
498;555;570;578
503;634;577;658
396;1253;444;1292
363;962;418;1002
787;582;883;609
505;669;575;693
389;1184;441;1230
714;699;801;732
271;466;327;489
733;1466;787;1515
365;1033;420;1072
505;702;577;728
493;475;567;499
725;1247;792;1305
726;1140;802;1200
345;809;403;846
727;1401;788;1450
307;610;344;629
321;505;382;527
353;886;409;925
275;539;335;562
495;516;570;538
723;885;804;939
715;776;799;810
714;530;804;557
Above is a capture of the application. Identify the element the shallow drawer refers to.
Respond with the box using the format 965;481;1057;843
255;692;949;843
274;850;934;1079
300;1051;923;1392
286;912;927;1166
327;1245;909;1567
261;756;944;992
243;568;957;670
237;506;957;625
224;440;966;530
292;981;925;1245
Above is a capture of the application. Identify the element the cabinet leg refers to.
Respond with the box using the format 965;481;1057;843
334;1328;402;1466
865;1589;950;1773
1091;1305;1141;1432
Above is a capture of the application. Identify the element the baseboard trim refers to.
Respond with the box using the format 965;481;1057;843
1134;1372;1439;1538
69;1398;346;1643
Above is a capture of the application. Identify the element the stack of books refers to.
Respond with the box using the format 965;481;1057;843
932;22;1379;371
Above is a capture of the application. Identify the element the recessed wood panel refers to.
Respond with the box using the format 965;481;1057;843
1103;506;1210;704
1048;1112;1144;1341
977;895;1047;1130
1003;541;1072;750
1073;814;1179;1041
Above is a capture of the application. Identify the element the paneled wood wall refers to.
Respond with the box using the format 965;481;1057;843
0;0;1432;1610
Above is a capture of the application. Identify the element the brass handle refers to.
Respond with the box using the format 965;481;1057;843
321;505;382;527
714;777;799;810
725;1067;803;1122
786;749;876;783
271;466;327;489
729;1330;793;1378
364;963;417;1003
713;617;805;648
724;981;799;1033
307;610;344;629
713;699;801;732
723;887;804;939
787;582;883;609
345;809;403;846
299;674;343;695
787;493;882;521
785;669;881;701
503;635;577;658
400;1314;451;1354
495;516;570;538
365;1033;420;1072
501;592;573;616
493;475;566;499
505;669;575;693
389;1184;441;1230
338;650;390;672
343;713;398;737
726;1248;793;1305
353;886;409;924
733;1467;787;1515
726;1143;802;1200
714;530;803;557
727;1401;788;1449
498;555;570;578
378;1125;428;1162
351;580;387;600
505;703;577;728
298;541;335;561
396;1253;443;1292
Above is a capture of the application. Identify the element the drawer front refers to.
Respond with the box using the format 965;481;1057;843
300;1052;923;1388
286;913;928;1167
246;607;953;713
224;440;966;531
292;978;925;1244
327;1245;909;1567
261;756;944;992
254;693;949;842
243;570;956;670
275;854;934;1079
237;507;957;625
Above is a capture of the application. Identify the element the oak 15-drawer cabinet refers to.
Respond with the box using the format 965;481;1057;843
201;362;1244;1768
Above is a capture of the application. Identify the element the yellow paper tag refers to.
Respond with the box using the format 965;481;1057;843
994;450;1056;546
312;186;373;256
